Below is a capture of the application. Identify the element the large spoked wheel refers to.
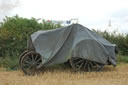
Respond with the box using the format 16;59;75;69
70;57;104;72
20;51;42;75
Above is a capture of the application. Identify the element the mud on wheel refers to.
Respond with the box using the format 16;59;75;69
19;51;42;75
70;57;104;72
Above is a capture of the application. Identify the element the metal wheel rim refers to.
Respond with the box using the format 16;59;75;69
19;50;29;67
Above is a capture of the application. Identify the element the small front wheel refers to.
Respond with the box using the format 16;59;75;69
20;51;42;75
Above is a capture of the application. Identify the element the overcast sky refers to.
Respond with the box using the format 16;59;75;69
0;0;128;33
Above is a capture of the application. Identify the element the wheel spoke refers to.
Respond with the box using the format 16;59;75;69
34;55;38;61
23;61;30;66
75;59;84;65
84;61;88;70
24;60;31;64
78;62;84;70
27;56;32;62
31;54;34;61
87;63;91;72
89;61;93;68
35;58;41;64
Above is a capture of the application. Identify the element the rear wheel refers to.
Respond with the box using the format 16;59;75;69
70;57;104;72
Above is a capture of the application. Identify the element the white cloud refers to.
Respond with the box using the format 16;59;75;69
0;0;20;21
1;0;128;33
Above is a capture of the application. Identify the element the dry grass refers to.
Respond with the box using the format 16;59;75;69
0;63;128;85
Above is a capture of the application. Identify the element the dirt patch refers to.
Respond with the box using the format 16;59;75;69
0;64;128;85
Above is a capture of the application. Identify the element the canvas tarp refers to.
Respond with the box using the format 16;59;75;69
29;24;117;67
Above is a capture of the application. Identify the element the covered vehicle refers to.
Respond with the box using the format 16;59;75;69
19;24;118;75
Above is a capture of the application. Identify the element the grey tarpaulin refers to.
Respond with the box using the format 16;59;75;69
28;24;117;67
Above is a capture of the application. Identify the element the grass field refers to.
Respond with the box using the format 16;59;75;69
0;63;128;85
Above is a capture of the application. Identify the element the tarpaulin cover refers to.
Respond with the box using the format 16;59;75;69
29;24;117;67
